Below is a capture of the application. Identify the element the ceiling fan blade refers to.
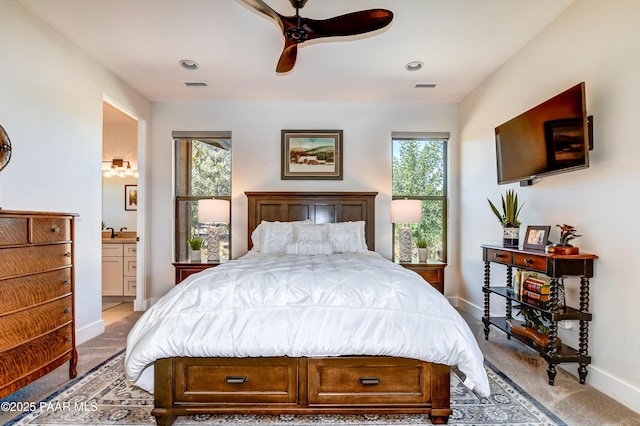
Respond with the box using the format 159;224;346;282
276;40;298;73
239;0;284;31
301;9;393;39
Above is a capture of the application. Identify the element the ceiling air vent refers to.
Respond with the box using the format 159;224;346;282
414;83;437;89
184;81;208;87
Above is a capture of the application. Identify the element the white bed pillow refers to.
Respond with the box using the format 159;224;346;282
293;223;328;242
250;220;268;251
285;240;333;255
327;221;368;253
251;220;313;252
260;221;295;253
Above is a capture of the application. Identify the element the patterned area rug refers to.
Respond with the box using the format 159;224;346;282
5;351;566;426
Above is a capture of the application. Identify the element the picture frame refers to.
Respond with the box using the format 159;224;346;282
125;185;138;211
281;129;343;180
523;225;550;250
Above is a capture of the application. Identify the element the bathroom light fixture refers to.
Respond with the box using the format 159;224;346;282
179;59;199;70
102;158;138;178
405;61;423;72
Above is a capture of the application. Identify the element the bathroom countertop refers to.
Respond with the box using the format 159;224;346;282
101;231;138;243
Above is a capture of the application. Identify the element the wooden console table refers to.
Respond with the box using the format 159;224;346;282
481;244;597;385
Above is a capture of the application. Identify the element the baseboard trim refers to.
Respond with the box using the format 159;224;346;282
454;296;640;415
75;318;105;345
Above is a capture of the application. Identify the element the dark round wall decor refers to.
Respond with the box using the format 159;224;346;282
0;124;11;172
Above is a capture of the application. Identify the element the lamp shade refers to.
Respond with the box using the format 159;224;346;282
390;199;422;224
198;199;230;223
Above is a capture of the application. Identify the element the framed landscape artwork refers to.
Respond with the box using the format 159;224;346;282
281;129;343;180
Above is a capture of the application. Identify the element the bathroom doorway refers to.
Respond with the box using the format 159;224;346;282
101;100;141;323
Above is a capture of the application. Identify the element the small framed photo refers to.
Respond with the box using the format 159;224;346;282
281;129;343;180
523;225;550;250
125;185;138;211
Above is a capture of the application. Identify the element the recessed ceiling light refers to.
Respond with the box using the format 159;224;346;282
405;61;423;72
179;59;199;70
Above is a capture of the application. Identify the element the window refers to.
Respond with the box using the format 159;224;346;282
392;132;448;262
174;131;231;262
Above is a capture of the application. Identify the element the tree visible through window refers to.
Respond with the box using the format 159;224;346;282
392;135;447;261
174;133;231;262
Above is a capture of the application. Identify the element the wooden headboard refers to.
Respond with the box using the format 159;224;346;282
246;192;377;251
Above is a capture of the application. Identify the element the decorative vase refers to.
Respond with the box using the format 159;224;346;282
417;247;429;262
503;227;519;248
190;249;201;262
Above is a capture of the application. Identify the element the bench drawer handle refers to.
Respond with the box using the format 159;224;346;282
225;376;248;384
358;377;381;386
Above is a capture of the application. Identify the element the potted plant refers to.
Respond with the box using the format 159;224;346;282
487;189;524;247
416;238;429;262
551;224;581;255
188;236;203;262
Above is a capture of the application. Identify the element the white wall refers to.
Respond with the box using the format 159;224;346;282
458;0;640;413
0;1;150;343
149;102;459;299
102;176;137;232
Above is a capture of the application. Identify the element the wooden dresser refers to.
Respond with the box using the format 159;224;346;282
0;209;78;398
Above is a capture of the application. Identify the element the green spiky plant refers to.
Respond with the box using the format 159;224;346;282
188;236;203;251
487;189;523;227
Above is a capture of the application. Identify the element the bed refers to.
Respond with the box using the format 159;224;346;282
125;191;489;426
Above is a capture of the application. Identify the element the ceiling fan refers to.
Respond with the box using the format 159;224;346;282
240;0;393;73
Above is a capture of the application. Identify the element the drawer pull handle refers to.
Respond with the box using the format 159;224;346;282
51;225;61;234
225;376;248;384
64;252;72;258
63;280;71;285
493;253;504;259
524;258;534;265
65;336;72;342
358;377;381;386
64;307;72;314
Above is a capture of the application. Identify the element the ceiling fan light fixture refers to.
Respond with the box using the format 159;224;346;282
179;59;199;70
405;61;424;72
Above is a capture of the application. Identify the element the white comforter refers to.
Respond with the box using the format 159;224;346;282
125;251;490;396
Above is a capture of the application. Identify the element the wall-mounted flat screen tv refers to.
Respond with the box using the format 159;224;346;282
495;82;590;185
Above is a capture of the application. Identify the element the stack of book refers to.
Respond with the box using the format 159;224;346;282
521;276;550;302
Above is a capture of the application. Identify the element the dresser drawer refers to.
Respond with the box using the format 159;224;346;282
484;248;513;265
0;217;28;246
514;252;547;273
0;244;72;277
0;324;73;387
308;357;428;405
0;296;73;351
173;357;298;404
0;269;71;313
31;218;71;243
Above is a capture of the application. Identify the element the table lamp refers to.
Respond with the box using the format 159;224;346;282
390;199;422;262
198;199;230;262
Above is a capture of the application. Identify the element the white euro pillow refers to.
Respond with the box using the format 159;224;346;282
327;221;368;253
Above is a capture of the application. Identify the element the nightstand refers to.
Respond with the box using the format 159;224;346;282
398;260;447;294
172;261;221;284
